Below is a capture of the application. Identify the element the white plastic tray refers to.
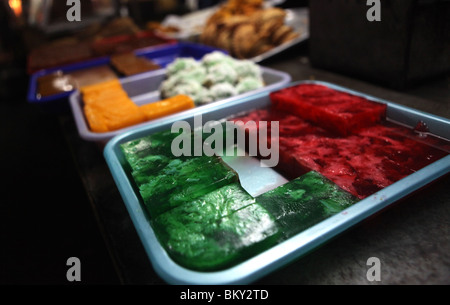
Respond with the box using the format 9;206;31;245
69;66;291;143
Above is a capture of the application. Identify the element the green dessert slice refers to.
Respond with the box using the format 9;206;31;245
153;183;280;271
130;154;171;186
121;129;185;168
139;156;239;218
255;171;359;240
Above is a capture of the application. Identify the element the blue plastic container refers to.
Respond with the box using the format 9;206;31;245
103;81;450;285
27;42;227;114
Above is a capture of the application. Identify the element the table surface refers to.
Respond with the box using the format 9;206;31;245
60;48;450;285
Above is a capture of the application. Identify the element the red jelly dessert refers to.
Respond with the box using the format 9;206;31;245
270;84;387;136
232;108;448;200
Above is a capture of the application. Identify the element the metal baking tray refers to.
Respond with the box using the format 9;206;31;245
69;66;291;143
27;42;221;114
103;81;450;285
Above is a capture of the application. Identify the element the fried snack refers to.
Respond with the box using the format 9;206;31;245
271;25;294;45
250;7;287;30
207;0;263;25
258;17;285;40
201;5;299;59
279;31;301;44
215;16;250;52
232;24;259;59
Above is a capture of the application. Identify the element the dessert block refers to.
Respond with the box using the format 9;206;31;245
233;107;448;199
138;156;238;217
121;130;184;171
121;130;239;218
139;95;195;121
152;183;280;271
255;171;358;240
110;52;161;76
270;84;387;136
82;79;195;133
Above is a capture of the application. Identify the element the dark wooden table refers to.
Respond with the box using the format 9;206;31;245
60;48;450;285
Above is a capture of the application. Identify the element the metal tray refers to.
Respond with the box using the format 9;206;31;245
69;66;291;143
103;81;450;285
27;42;222;114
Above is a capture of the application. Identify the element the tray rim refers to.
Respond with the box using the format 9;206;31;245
103;80;450;285
69;66;292;142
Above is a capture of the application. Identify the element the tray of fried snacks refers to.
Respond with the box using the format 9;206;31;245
200;0;309;61
146;6;219;41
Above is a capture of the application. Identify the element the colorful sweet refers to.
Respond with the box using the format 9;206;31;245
233;84;449;199
201;50;235;68
139;95;195;121
166;57;201;76
161;79;205;105
121;130;183;171
209;83;238;100
255;171;358;240
121;130;239;218
233;60;264;80
138;155;238;218
116;82;449;273
270;84;387;136
204;62;239;85
152;183;280;271
82;79;194;132
82;80;146;132
160;52;263;105
236;77;265;94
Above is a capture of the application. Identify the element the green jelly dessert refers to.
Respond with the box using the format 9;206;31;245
130;154;171;186
121;130;184;166
255;171;359;240
121;129;240;218
153;183;280;271
139;156;238;218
